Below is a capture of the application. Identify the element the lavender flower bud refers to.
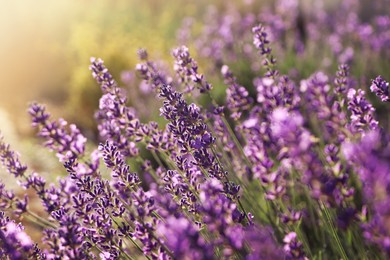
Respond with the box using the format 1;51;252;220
370;76;389;102
0;134;27;178
347;89;378;133
172;46;212;93
283;232;306;259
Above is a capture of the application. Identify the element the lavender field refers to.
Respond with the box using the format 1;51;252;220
1;0;390;259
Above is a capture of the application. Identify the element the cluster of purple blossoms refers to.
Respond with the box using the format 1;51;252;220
172;46;212;94
222;64;253;121
347;88;379;134
0;212;42;259
370;76;390;102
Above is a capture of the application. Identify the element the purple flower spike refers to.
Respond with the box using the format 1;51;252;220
89;57;119;94
29;103;87;163
172;45;212;93
252;24;278;78
347;89;378;133
370;76;389;102
0;135;27;178
252;25;271;55
222;65;253;120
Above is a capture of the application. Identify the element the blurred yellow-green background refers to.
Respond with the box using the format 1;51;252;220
0;0;211;189
0;0;208;137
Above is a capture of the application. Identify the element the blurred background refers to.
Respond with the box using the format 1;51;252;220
0;0;206;135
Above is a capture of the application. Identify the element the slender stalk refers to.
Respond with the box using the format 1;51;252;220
26;209;57;229
320;202;348;260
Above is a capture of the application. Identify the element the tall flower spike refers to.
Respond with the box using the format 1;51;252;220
334;64;350;95
91;57;145;157
370;76;389;102
252;24;278;78
158;84;228;180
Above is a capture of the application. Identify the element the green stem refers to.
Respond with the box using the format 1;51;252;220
26;209;57;229
219;116;253;171
321;202;348;260
110;216;146;260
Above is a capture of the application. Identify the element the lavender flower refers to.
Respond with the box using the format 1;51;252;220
252;24;278;78
283;232;305;259
0;212;41;259
222;65;253;120
198;179;246;257
334;64;351;95
158;84;227;180
244;226;285;260
370;76;389;102
28;103;87;163
172;46;212;93
1;4;390;258
342;130;390;254
0;134;27;178
347;88;378;133
157;216;214;259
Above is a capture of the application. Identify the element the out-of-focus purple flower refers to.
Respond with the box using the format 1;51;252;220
300;72;332;119
334;64;351;96
176;17;194;45
222;65;253;120
280;208;302;225
338;46;354;65
195;179;259;258
370;76;389;102
270;108;311;156
283;232;306;259
244;226;285;260
137;48;149;61
136;54;171;92
343;130;390;254
301;71;348;143
347;89;378;133
157;216;213;259
4;222;33;249
255;75;300;112
0;212;40;259
252;24;278;78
